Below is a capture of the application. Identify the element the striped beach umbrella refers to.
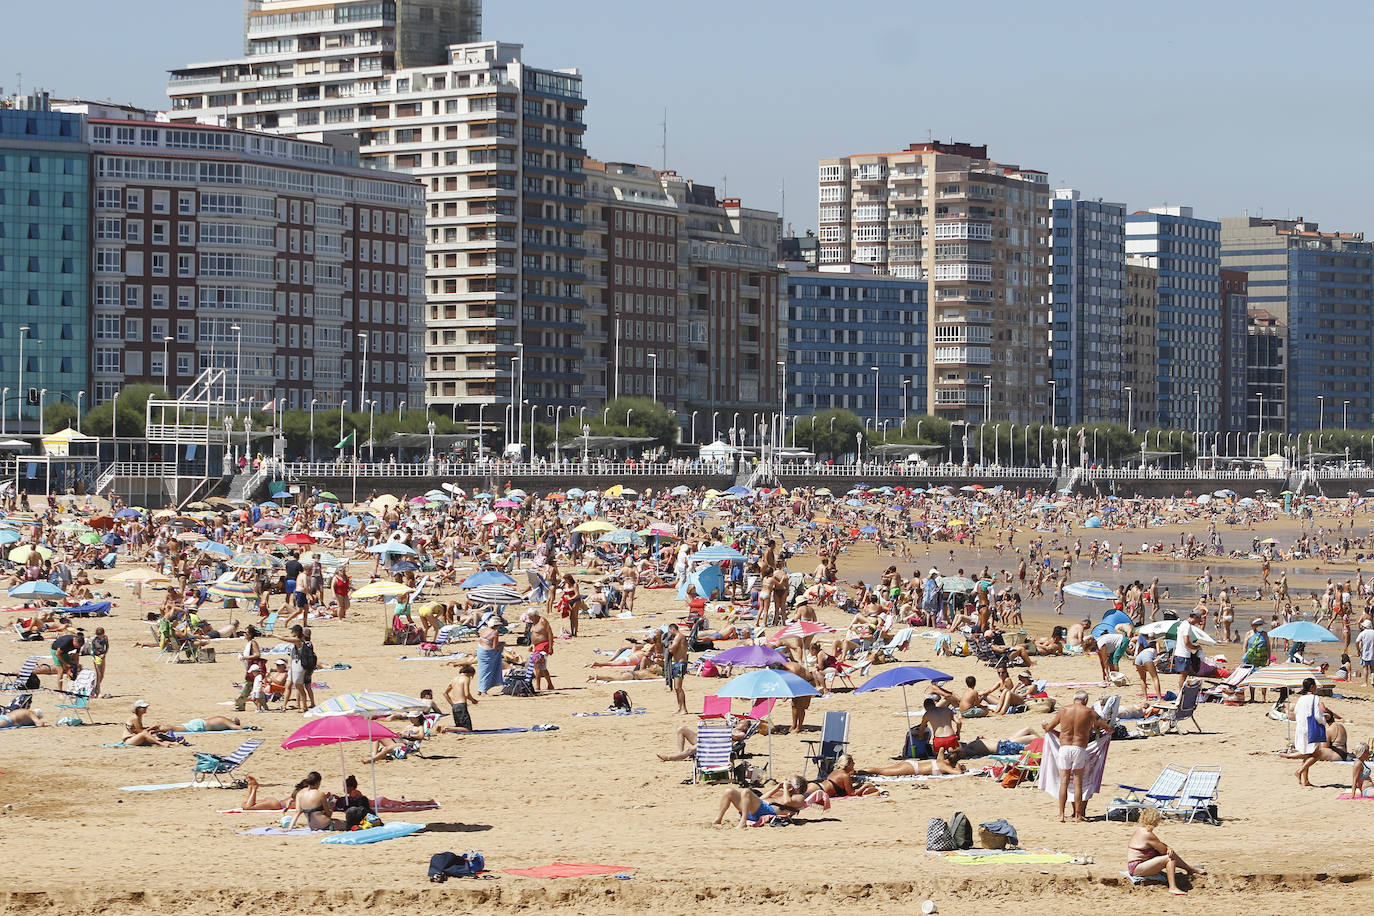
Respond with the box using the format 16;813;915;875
466;585;526;606
207;575;256;601
1064;580;1117;601
1240;663;1334;690
352;580;414;599
229;553;279;570
772;620;837;640
304;691;428;720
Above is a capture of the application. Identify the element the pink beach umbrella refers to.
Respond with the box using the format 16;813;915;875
282;715;399;802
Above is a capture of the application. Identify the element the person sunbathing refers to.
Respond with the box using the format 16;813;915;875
655;721;757;761
287;771;340;831
587;664;663;682
0;708;45;728
238;775;298;811
958;726;1042;758
121;701;186;747
178;715;250;733
805;754;882;797
855;756;966;777
712;784;802;828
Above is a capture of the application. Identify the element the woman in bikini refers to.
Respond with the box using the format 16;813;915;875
855;755;966;777
714;781;804;828
1125;808;1205;894
287;771;340;831
239;775;300;812
806;755;883;797
123;701;181;747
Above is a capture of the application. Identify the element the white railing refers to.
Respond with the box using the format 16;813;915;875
281;459;738;479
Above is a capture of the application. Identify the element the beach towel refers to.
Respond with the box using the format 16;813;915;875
241;826;320;836
119;782;197;792
572;709;647;717
219;798;440;814
1038;731;1111;801
466;725;559;735
504;862;634;879
1121;870;1168;885
319;822;425;844
935;850;1074;865
476;647;503;693
1337;792;1374;800
864;773;973;783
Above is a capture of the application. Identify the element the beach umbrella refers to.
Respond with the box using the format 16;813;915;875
352;580;414;599
76;531;102;546
566;488;586;498
573;519;615;534
85;515;116;530
114;508;143;519
466;585;526;606
282;715;401;806
9;580;66;598
8;544;52;562
689;545;745;563
1138;619;1216;646
460;570;516;589
670;485;692;496
854;665;955;720
858;525;879;535
1241;663;1333;690
106;567;171;585
718;668;819;776
315;491;340;502
493;499;520;509
207;576;256;602
1064;581;1117;601
365;541;417;556
772;620;837;640
305;690;428;719
711;645;787;668
940;576;976;593
0;529;20;546
280;532;318;546
199;541;235;557
1267;621;1340;643
254;518;287;530
389;560;420;574
598;529;642;546
726;485;752;496
1083;516;1103;528
230;553;279;570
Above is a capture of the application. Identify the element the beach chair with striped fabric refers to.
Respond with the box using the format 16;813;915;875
420;628;453;657
873;627;917;664
192;738;264;787
2;657;40;711
56;669;97;723
1106;763;1190;822
692;719;734;784
1164;765;1221;824
802;710;850;780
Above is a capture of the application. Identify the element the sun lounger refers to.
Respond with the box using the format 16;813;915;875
802;709;850;779
191;738;263;787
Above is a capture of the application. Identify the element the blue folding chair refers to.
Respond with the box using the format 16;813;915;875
1167;765;1222;824
56;669;97;723
802;710;850;779
692;719;734;783
1107;763;1189;821
192;738;264;787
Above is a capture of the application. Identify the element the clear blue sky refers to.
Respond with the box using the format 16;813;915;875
8;0;1371;232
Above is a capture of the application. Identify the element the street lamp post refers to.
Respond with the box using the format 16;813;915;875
777;359;787;455
983;375;992;424
649;353;658;404
357;331;369;437
76;391;84;433
38;389;46;436
112;391;119;464
1124;385;1133;433
427;419;436;468
1;387;7;436
994;422;1002;466
1344;399;1350;430
626;408;633;429
368;400;376;462
710;411;719;444
477;403;486;459
582;424;590;465
17;325;29;434
870;366;880;431
399;399;406;421
162;336;173;393
513;341;524;450
855;431;863;467
690;410;698;444
1318;395;1325;432
553;406;562;462
309;398;317;464
1048;378;1057;432
231;324;242;414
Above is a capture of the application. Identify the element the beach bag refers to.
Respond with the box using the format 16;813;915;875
926;817;956;851
429;850;485;882
949;811;974;850
903;726;931;759
1306;713;1327;745
502;673;535;697
611;690;631;711
1028;698;1055;715
297;639;317;674
699;659;719;678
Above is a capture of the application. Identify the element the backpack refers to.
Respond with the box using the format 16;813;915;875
297;639;317;673
428;850;485;882
611;690;631;711
903;726;931;759
926;817;956;851
949;811;973;850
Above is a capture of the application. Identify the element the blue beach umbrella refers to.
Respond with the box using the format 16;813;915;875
9;580;66;598
1064;581;1116;601
717;668;818;775
1267;621;1340;643
855;665;954;719
460;570;517;589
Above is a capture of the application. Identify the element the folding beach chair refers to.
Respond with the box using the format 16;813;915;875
1;657;39;692
692;719;734;784
1158;682;1202;734
739;698;776;723
56;669;96;723
1106;763;1190;822
259;611;280;634
420;628;452;657
702;695;731;718
526;569;550;602
1202;665;1252;702
191;738;264;787
802;710;850;779
874;627;917;664
1165;765;1221;824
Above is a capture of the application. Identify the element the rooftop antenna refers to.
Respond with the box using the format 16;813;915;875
659;107;667;170
721;173;727;198
779;179;785;230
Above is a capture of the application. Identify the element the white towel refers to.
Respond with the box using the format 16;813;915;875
1038;731;1111;801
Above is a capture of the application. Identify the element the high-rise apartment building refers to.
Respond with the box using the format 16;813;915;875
76;108;424;412
169;3;589;428
0;94;90;433
1123;259;1159;430
1219;268;1249;434
581;159;785;424
784;265;926;427
1049;190;1125;425
1125;206;1221;430
1221;216;1374;432
817;142;1051;424
1247;308;1286;435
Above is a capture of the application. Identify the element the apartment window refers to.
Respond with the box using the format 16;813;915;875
125;318;143;342
151;253;168;277
178;254;193;277
177;320;193;342
151;287;168;310
126;190;142;212
94;249;121;273
94;348;121;374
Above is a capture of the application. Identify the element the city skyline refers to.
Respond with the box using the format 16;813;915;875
5;0;1373;235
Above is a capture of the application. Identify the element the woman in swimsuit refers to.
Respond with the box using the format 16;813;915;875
287;771;339;831
239;775;297;812
806;755;882;797
715;783;802;828
855;756;965;777
123;702;180;747
1125;808;1205;894
1350;742;1372;797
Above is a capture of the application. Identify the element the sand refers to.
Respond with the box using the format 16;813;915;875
3;505;1373;915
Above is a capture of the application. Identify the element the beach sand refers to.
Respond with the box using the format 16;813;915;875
3;507;1373;915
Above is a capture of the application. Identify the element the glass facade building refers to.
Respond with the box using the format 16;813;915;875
0;102;90;433
785;267;927;428
1125;207;1221;431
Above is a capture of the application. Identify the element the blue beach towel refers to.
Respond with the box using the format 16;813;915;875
319;822;425;844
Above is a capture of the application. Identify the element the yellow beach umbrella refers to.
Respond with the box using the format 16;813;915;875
352;580;414;599
105;567;172;586
8;544;52;562
573;519;616;534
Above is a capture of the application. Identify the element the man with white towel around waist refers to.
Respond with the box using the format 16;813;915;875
1044;690;1104;823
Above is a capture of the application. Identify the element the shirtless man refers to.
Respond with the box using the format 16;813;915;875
918;696;960;764
1044;690;1105;822
934;675;991;718
666;623;690;714
442;663;477;732
526;609;554;655
1066;618;1091;651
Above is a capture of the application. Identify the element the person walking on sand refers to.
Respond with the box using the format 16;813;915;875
1044;690;1105;822
666;623;690;714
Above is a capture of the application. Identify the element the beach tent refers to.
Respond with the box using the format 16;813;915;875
1092;609;1132;639
676;563;724;601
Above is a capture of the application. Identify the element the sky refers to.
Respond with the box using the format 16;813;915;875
7;0;1373;233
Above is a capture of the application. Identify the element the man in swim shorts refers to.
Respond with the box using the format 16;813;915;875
1043;690;1105;823
917;696;960;764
